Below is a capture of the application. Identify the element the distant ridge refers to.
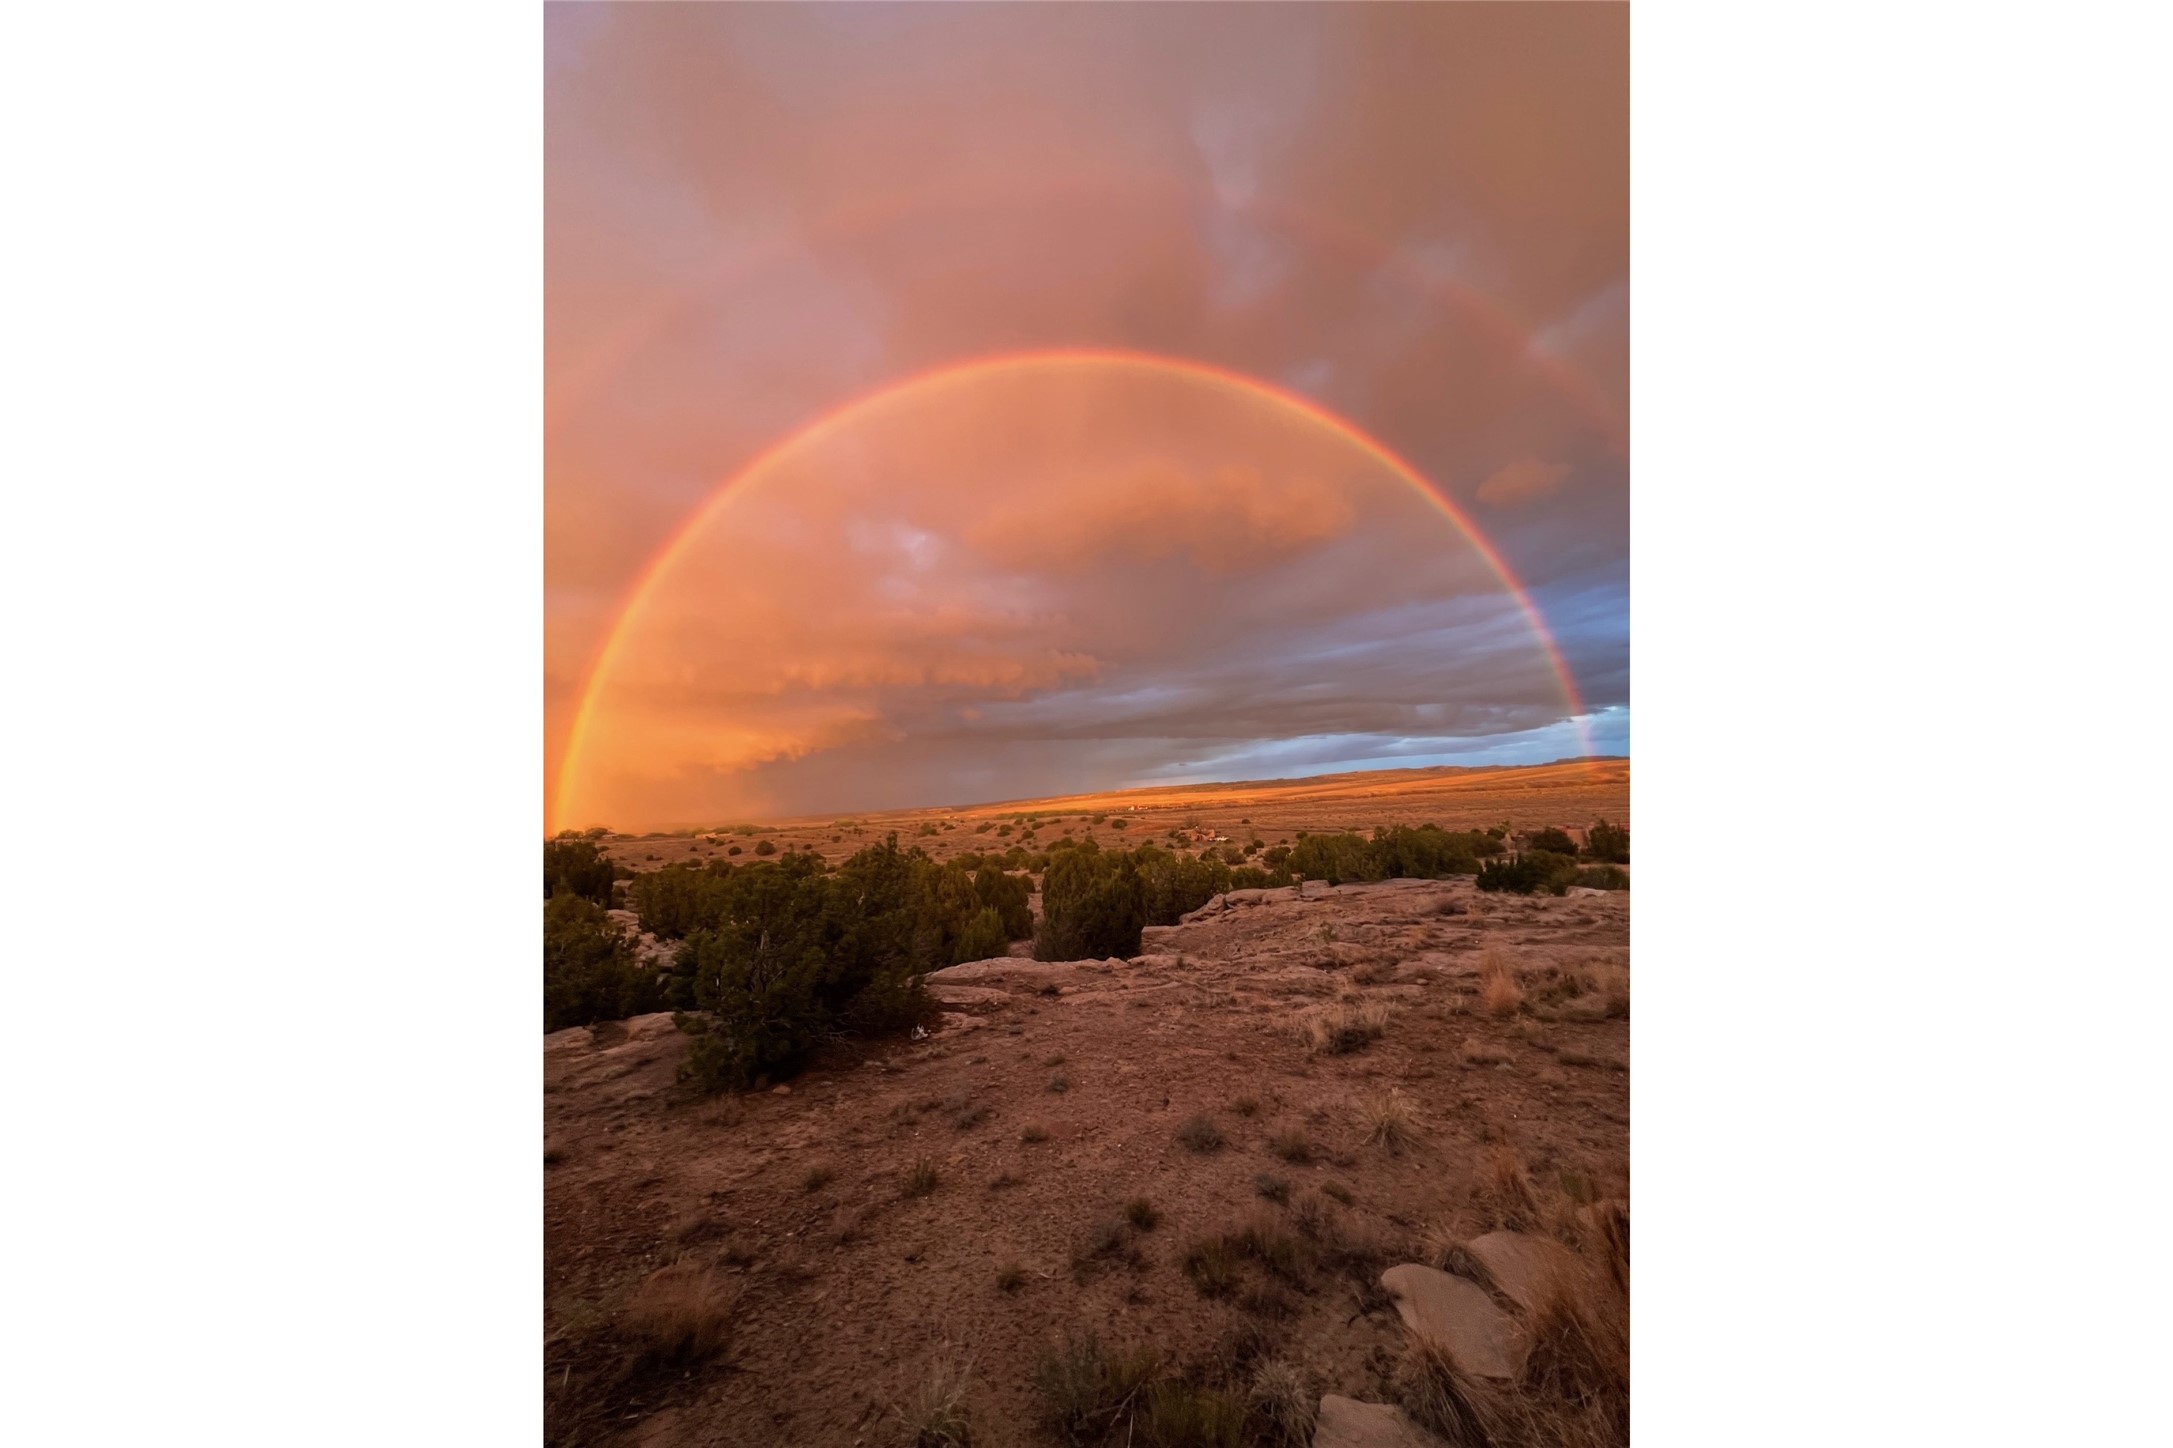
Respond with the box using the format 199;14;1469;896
681;755;1631;832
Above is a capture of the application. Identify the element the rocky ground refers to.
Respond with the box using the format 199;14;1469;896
545;874;1628;1447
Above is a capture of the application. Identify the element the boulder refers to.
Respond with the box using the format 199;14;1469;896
1312;1395;1447;1448
927;984;1010;1008
1379;1264;1521;1379
925;958;1101;986
1178;896;1228;925
1464;1231;1579;1315
618;1012;682;1043
543;1024;593;1054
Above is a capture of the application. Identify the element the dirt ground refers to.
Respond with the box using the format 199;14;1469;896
590;758;1630;871
544;803;1630;1447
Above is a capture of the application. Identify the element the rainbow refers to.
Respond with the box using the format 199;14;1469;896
553;348;1593;832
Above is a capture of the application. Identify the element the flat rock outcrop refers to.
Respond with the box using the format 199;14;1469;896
1379;1263;1521;1379
926;984;1011;1008
1465;1231;1579;1315
924;958;1105;988
1312;1395;1448;1448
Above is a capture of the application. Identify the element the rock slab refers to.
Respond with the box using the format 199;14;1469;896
1465;1231;1578;1315
1312;1395;1448;1448
1379;1263;1521;1379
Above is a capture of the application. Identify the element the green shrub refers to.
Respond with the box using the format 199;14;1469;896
1368;824;1485;879
974;866;1033;939
754;839;777;856
1135;843;1232;924
543;893;662;1032
954;905;1010;962
666;837;962;1090
1574;864;1630;891
1585;819;1630;863
1526;827;1579;855
1281;825;1488;885
543;838;616;906
1476;851;1583;896
1477;853;1545;894
1036;842;1145;960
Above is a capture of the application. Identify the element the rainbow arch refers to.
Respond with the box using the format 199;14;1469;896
553;348;1592;832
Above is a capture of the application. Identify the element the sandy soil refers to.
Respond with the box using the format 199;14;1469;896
591;758;1630;871
544;860;1629;1445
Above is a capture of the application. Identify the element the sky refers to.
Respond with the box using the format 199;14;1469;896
545;3;1627;831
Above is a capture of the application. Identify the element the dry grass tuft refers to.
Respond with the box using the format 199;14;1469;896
1253;1173;1291;1204
1142;1380;1251;1447
1419;1219;1464;1272
623;1262;738;1363
894;1346;976;1447
1463;1038;1513;1068
801;1163;836;1192
1582;964;1630;1018
996;1262;1026;1293
1268;1129;1315;1163
1033;1332;1160;1441
1071;1219;1142;1280
1182;1236;1240;1298
1124;1197;1162;1230
1479;947;1525;1017
1395;1337;1504;1447
1361;1087;1421;1156
904;1158;940;1197
1578;1198;1630;1295
1287;1193;1330;1241
1248;1357;1317;1446
1228;1212;1311;1281
1232;1095;1262;1118
1292;998;1391;1055
1474;1145;1543;1232
1176;1115;1226;1153
1020;1123;1050;1144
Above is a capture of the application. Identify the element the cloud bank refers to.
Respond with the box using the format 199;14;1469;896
546;4;1627;827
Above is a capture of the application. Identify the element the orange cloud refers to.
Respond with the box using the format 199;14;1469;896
1475;459;1572;509
544;5;1629;826
966;462;1354;575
